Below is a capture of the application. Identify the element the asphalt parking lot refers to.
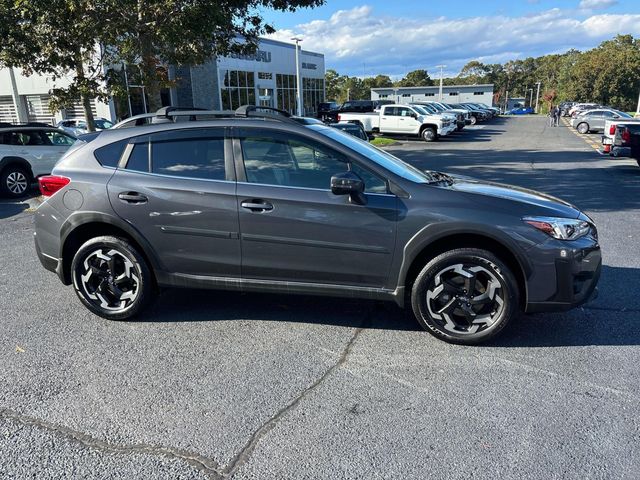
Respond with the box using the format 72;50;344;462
1;116;639;479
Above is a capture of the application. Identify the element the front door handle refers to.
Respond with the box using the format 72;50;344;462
241;200;273;212
118;192;148;204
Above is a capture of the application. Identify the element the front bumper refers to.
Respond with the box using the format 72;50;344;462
525;235;601;313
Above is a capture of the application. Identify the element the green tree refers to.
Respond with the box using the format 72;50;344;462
325;69;345;101
107;0;325;111
396;69;433;87
0;0;113;130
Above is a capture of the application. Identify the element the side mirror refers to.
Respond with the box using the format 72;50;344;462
330;171;366;204
411;112;418;119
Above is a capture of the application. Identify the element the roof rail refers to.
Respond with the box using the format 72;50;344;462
234;105;299;125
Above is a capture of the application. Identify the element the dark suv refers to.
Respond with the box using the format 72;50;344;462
34;106;601;344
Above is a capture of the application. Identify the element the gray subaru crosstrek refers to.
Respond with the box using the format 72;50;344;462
34;107;601;344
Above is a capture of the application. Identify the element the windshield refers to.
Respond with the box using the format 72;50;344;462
308;125;431;183
411;105;431;116
95;119;114;129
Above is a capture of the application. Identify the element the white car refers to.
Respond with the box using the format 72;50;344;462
0;126;76;197
338;104;454;142
57;118;114;136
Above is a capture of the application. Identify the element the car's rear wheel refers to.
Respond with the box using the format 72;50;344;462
0;166;31;198
577;123;589;134
410;248;519;345
71;236;155;320
469;116;477;125
421;127;437;142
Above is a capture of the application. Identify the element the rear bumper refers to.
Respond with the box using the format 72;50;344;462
525;237;601;313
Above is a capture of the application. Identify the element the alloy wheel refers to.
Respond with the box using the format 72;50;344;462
425;263;505;335
6;171;28;195
78;248;140;312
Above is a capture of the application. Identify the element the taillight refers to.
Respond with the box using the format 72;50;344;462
622;128;631;143
338;114;341;122
38;175;70;196
609;124;616;135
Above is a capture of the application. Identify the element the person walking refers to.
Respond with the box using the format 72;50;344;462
553;105;561;127
548;106;555;127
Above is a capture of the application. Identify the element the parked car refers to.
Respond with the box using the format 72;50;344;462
414;102;469;131
506;107;534;115
410;104;459;131
452;103;490;124
317;102;339;122
338;104;455;141
34;105;601;345
559;101;576;117
323;100;393;123
569;103;601;118
57;118;114;136
602;118;640;155
0;126;76;197
330;122;370;141
571;109;632;134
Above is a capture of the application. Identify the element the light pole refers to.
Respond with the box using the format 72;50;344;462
436;65;445;101
636;89;640;118
291;37;303;116
534;81;541;114
529;88;534;108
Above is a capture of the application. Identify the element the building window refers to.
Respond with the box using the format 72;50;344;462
276;74;297;114
220;70;256;110
448;92;459;96
303;77;325;116
258;72;272;80
474;92;484;96
424;93;435;97
401;93;411;97
379;94;388;98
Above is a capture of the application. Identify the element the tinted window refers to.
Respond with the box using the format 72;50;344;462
397;107;413;117
12;131;50;146
150;129;226;180
240;130;385;193
94;139;129;168
126;142;150;172
240;132;344;189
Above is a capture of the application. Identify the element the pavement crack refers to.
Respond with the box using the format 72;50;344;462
0;407;223;479
222;311;372;478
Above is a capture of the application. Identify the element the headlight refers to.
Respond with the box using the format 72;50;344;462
523;216;592;240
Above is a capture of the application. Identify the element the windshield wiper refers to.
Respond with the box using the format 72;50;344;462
427;171;455;185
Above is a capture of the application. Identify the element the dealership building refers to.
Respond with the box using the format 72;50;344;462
371;84;495;106
0;38;326;124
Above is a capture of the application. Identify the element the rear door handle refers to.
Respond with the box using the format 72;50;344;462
118;192;148;204
241;200;273;212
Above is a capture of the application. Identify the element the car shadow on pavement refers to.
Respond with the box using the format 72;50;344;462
140;266;639;346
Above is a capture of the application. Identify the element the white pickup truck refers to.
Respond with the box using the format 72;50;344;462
338;104;455;142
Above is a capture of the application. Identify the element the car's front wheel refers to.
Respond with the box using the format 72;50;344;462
410;248;519;345
71;236;155;320
421;127;437;142
0;166;31;198
577;123;589;134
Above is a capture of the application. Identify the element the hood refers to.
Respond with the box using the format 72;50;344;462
444;175;581;218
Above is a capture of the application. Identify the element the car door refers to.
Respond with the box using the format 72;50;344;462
12;130;62;176
233;127;398;288
379;106;399;132
395;106;419;134
106;127;241;277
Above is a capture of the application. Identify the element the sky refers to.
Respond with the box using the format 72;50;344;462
261;0;640;79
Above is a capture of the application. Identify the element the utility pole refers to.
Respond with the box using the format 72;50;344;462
535;81;541;114
291;37;303;116
436;65;445;101
636;89;640;118
505;90;509;112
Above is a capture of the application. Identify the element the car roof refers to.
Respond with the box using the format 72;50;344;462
0;126;65;133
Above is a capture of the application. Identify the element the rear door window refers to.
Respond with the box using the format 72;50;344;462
149;128;227;180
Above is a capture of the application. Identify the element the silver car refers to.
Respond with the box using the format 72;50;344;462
571;109;632;134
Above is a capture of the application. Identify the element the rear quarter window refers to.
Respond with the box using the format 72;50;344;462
94;139;129;168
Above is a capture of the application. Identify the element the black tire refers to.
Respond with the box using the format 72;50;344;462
71;235;155;320
577;123;589;134
469;116;477;125
421;127;437;142
0;165;31;198
410;248;519;345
